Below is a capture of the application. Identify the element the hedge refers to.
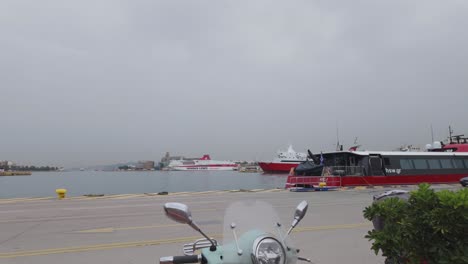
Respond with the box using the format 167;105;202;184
363;184;468;264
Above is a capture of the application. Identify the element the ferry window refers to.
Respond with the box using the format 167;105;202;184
334;155;346;166
400;159;414;169
440;159;454;169
427;159;441;169
453;159;465;169
413;159;428;169
384;158;391;166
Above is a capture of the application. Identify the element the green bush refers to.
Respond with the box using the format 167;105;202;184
363;184;468;264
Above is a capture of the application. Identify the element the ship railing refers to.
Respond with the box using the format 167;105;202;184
321;166;364;176
286;166;365;188
286;175;342;187
286;175;328;187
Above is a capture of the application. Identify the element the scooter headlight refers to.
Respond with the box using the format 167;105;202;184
253;237;285;264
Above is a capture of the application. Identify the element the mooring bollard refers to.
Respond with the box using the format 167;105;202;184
56;189;67;199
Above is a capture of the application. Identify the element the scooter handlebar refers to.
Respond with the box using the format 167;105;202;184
160;255;201;264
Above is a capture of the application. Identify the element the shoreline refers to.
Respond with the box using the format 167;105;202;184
0;171;32;176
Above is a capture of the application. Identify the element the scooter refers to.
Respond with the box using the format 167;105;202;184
160;200;312;264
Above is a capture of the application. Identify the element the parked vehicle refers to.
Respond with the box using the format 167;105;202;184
460;176;468;187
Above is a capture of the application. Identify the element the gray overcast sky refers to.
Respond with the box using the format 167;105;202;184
1;1;468;167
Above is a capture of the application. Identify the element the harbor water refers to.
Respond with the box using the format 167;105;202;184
0;171;288;198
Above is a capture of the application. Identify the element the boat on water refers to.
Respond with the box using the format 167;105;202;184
258;145;307;173
167;155;239;171
286;136;468;188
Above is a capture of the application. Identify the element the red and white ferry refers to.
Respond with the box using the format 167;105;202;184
286;137;468;188
258;145;307;173
168;155;238;171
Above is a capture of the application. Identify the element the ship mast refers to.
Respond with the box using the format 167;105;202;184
430;124;434;143
336;124;341;151
449;125;454;143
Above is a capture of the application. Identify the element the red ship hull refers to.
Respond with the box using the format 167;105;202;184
258;162;301;173
286;173;466;188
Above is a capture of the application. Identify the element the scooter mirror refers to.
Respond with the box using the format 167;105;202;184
163;202;217;250
286;200;308;235
293;200;308;226
164;203;193;225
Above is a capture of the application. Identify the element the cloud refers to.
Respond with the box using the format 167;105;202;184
1;0;467;167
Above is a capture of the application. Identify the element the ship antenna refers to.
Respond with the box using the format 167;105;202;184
449;125;454;143
336;122;340;151
430;124;434;143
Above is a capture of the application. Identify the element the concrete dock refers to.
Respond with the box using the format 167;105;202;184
0;185;461;264
0;171;32;176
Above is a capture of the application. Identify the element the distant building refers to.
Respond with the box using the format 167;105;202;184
137;161;155;170
0;160;15;169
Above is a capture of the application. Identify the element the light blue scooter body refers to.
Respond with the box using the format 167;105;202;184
202;229;298;264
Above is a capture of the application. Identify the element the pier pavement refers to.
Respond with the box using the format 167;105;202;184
0;184;461;264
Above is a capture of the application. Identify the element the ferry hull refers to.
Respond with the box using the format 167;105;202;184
258;162;300;173
286;173;467;188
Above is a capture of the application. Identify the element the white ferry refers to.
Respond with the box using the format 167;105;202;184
167;155;238;171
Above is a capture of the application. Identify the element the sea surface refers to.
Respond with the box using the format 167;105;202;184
0;171;288;198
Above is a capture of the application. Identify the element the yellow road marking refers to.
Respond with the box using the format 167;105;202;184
93;194;136;199
75;223;184;233
75;209;219;233
0;236;206;259
107;194;146;200
294;223;370;232
0;207;219;224
0;222;371;259
190;190;221;195
0;197;34;202
67;196;102;200
168;192;192;196
0;197;54;204
0;212;151;224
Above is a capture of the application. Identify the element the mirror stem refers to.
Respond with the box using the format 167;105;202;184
286;219;299;235
189;222;217;250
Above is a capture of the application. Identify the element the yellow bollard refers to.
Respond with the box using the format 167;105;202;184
318;182;327;188
56;189;67;199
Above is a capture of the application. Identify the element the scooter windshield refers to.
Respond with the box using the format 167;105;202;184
222;200;293;250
